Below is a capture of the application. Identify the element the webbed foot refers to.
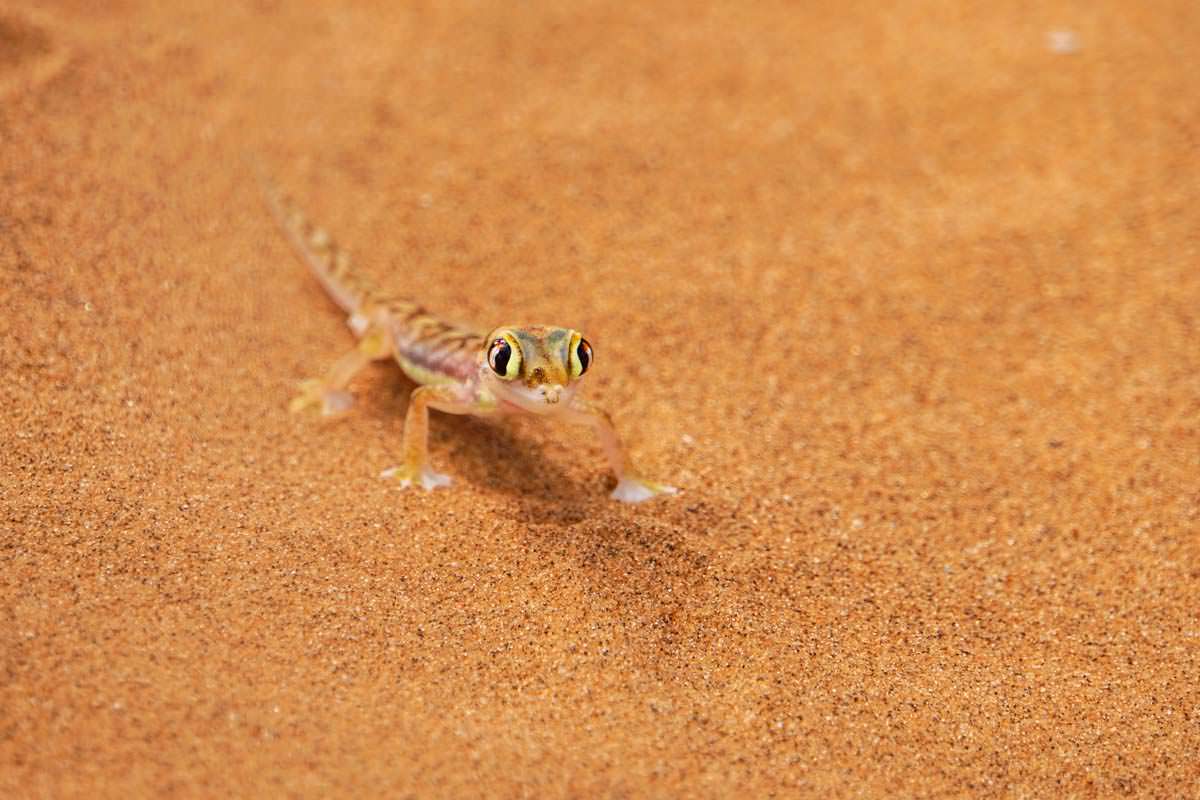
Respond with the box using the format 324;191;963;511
289;379;354;416
380;464;453;491
611;477;679;503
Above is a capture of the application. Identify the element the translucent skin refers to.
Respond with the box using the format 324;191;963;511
261;172;676;502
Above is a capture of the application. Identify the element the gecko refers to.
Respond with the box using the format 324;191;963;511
259;172;677;503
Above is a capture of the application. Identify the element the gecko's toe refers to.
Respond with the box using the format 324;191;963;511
289;380;354;416
611;477;678;503
419;470;452;490
288;379;322;413
381;465;453;492
321;390;354;415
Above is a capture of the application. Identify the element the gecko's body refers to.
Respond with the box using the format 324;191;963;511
261;174;675;503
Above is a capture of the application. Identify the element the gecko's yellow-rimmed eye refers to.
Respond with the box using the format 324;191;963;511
488;337;521;379
568;334;593;378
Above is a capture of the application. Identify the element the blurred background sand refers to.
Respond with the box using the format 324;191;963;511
2;1;1197;796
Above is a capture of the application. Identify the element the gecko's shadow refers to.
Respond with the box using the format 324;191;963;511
369;377;743;679
442;413;598;517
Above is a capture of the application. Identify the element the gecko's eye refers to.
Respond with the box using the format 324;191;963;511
569;334;593;378
488;337;520;379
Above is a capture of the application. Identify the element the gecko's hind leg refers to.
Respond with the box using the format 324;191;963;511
290;327;391;416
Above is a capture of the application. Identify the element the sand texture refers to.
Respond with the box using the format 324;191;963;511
2;1;1198;797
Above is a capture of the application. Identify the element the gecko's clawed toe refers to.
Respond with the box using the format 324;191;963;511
289;380;354;416
320;390;354;415
611;477;679;503
418;470;452;490
381;465;453;491
288;379;322;414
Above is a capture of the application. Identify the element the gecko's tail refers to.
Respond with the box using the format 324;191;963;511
249;159;372;315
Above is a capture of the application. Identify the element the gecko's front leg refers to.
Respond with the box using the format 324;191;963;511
380;385;483;491
561;399;678;503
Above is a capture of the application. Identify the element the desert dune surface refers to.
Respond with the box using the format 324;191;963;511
2;2;1198;796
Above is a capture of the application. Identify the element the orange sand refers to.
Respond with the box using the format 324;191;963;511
2;1;1198;796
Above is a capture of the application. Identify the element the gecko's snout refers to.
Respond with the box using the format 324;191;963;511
527;367;561;403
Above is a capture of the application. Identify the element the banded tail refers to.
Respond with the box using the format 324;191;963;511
254;166;378;315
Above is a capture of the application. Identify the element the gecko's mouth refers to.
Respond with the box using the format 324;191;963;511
497;383;574;415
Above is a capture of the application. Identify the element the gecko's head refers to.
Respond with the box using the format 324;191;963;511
480;326;592;415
